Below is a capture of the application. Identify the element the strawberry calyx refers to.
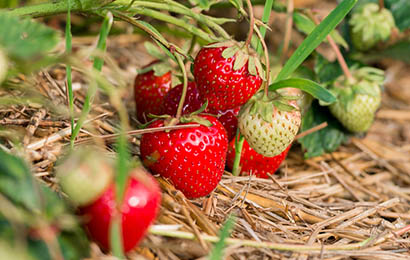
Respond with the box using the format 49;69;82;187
240;91;299;123
204;40;265;80
326;67;384;111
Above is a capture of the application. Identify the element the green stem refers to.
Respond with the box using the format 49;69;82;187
111;0;231;39
131;8;217;43
175;53;188;120
110;216;125;258
65;0;74;149
232;130;244;176
256;0;274;55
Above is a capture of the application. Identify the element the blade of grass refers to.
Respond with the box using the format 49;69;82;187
110;216;125;258
70;11;113;144
65;0;74;149
269;78;336;103
275;0;357;82
209;215;236;260
256;0;274;55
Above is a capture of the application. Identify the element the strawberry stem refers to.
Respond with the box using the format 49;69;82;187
175;53;188;120
309;11;353;81
279;0;294;65
379;0;384;10
254;27;270;96
232;130;245;176
244;0;255;51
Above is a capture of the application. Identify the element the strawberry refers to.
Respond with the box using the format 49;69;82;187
57;149;161;253
227;138;291;178
193;42;263;111
238;91;301;157
328;67;384;133
140;115;228;199
349;3;395;51
134;62;172;123
161;81;204;116
207;106;240;141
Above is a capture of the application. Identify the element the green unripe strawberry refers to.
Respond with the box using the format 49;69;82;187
238;91;301;157
56;147;113;206
328;67;384;133
349;3;395;51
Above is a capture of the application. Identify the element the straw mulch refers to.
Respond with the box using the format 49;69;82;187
1;31;410;260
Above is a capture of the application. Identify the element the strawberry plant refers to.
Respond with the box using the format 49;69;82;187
4;0;410;258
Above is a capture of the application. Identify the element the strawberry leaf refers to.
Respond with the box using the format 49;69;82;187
269;78;336;104
144;41;165;60
298;101;350;158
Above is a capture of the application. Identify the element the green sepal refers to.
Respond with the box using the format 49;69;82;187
180;115;213;127
190;99;209;116
222;45;240;59
272;100;296;112
233;50;248;71
254;57;266;80
247;56;257;76
205;41;236;48
153;62;171;77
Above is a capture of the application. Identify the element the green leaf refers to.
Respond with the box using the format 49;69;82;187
0;11;59;59
356;40;410;64
209;215;236;260
293;12;348;49
269;78;336;104
153;62;171;77
275;0;357;82
386;0;410;31
0;149;40;211
93;11;113;71
298;102;350;158
153;39;178;63
144;41;164;60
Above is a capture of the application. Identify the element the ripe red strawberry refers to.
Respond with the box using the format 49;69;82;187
57;149;161;253
79;172;161;253
207;106;240;141
193;43;263;111
226;138;291;178
134;62;172;123
140;115;228;199
161;81;204;116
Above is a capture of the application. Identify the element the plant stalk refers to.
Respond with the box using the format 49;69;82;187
309;12;353;81
232;130;245;176
254;27;271;95
175;54;188;120
280;0;294;65
379;0;384;10
256;0;274;55
244;0;256;51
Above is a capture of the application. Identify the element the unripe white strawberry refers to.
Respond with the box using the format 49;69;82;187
238;91;301;157
349;3;395;51
328;67;384;133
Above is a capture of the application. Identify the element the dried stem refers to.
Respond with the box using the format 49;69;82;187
244;0;255;51
280;0;294;65
149;226;372;252
254;27;270;96
295;122;328;140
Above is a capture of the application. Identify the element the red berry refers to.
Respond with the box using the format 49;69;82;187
193;46;262;111
79;171;161;253
226;138;291;178
162;82;204;116
207;106;240;141
134;63;171;123
140;115;228;199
